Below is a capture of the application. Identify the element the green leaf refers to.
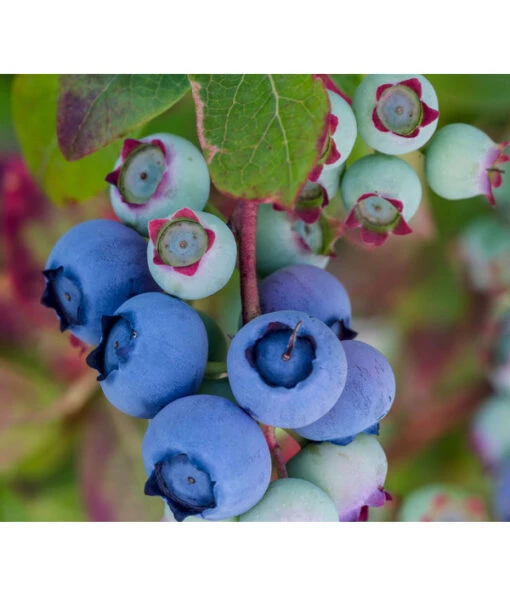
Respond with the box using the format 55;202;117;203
189;74;330;209
58;74;190;160
12;74;124;205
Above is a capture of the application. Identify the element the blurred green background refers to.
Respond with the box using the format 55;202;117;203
1;74;509;521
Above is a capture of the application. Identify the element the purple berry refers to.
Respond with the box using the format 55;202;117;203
295;340;395;444
259;264;356;339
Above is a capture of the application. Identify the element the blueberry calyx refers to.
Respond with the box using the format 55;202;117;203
41;266;84;332
156;218;209;267
376;84;422;137
345;194;413;246
144;455;216;522
245;322;317;389
86;315;136;381
372;78;439;139
115;142;166;205
330;319;358;341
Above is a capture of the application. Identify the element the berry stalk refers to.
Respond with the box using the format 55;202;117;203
235;201;261;325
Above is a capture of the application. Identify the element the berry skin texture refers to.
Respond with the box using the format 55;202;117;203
41;219;159;346
425;123;509;206
142;395;272;521
341;154;422;246
227;310;348;428
259;264;356;340
239;478;338;522
397;485;487;522
471;393;510;469
106;133;210;236
86;292;208;419
147;207;237;300
256;204;329;278
294;340;396;445
287;434;389;521
352;75;439;155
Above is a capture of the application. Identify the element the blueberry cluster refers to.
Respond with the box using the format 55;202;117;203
42;75;485;522
256;74;508;274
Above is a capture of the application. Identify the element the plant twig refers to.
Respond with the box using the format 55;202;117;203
234;201;261;325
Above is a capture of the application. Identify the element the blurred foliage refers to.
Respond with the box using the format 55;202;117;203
1;74;510;521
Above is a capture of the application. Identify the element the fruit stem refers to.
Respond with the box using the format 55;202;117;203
282;320;303;361
234;201;261;325
261;424;288;479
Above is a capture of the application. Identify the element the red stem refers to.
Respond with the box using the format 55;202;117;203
262;424;289;479
233;200;288;478
236;201;261;325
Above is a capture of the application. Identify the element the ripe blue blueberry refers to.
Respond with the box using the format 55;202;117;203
41;219;159;345
287;434;390;521
106;133;210;236
227;310;347;428
294;340;395;445
147;207;237;300
341;154;422;246
239;478;338;522
471;393;510;469
142;395;272;521
425;123;509;206
86;292;208;418
259;264;356;340
256;204;329;278
352;75;439;155
397;485;487;522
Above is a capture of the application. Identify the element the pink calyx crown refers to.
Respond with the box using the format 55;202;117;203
105;138;167;198
482;141;510;206
344;193;413;247
148;208;215;277
372;77;439;138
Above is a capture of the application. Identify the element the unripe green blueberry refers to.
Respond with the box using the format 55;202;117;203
287;434;389;521
256;204;329;278
147;207;237;300
352;75;439;155
106;133;210;236
425;123;509;206
239;478;338;522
